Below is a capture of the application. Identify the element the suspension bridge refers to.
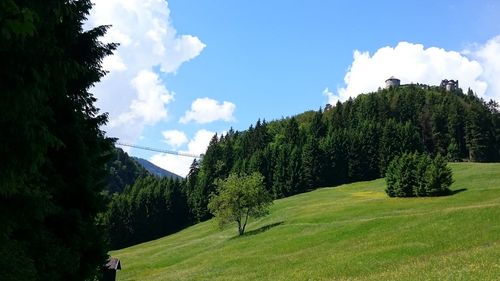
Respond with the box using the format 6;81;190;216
116;142;202;158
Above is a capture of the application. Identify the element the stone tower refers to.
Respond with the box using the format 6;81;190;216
385;76;400;89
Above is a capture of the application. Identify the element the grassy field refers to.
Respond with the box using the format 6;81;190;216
111;163;500;281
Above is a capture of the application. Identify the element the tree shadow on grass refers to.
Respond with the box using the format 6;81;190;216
231;221;284;239
443;188;467;196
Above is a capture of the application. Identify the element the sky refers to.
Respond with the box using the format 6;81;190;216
85;0;500;177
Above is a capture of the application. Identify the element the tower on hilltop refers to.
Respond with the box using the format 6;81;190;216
385;76;400;89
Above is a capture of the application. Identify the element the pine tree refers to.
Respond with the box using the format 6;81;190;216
302;137;322;189
1;1;116;280
425;154;453;196
465;105;490;162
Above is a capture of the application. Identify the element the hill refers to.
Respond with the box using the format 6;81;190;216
111;163;500;280
133;157;183;179
105;148;149;194
184;85;500;221
104;149;183;194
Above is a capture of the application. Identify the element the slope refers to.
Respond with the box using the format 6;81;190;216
105;148;148;194
111;163;500;281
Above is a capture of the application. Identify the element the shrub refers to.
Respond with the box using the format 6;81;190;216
385;153;453;197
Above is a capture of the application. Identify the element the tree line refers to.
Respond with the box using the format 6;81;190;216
105;85;500;248
103;176;189;249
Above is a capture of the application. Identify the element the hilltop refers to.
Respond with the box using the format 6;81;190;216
184;85;500;221
111;163;500;280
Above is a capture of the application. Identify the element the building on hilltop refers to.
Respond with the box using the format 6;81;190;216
385;76;400;89
383;77;460;92
440;79;459;91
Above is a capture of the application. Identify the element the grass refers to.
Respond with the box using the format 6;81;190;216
111;163;500;280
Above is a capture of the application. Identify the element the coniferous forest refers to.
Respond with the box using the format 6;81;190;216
105;85;500;249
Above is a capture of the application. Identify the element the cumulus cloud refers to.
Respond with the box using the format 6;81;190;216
86;0;206;140
334;41;492;103
110;70;174;127
180;97;236;124
323;87;338;105
150;129;216;177
186;129;217;155
162;130;188;148
470;35;500;102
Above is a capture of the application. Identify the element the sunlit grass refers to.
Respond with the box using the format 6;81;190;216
112;163;500;281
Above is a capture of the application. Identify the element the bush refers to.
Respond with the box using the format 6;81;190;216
385;153;453;197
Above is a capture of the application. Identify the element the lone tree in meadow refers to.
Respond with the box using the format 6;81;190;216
385;152;453;197
208;172;272;235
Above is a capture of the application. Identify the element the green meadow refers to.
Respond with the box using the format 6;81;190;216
111;163;500;281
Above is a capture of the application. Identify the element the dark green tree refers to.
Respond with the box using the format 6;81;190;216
302;136;323;189
272;144;290;198
385;153;453;197
0;1;115;280
465;104;491;162
425;154;454;195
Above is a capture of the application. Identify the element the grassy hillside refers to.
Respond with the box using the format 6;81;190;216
111;163;500;281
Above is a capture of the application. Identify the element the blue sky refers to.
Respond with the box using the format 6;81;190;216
87;0;500;176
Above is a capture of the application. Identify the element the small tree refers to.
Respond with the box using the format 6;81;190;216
425;154;454;195
385;152;453;197
208;172;272;235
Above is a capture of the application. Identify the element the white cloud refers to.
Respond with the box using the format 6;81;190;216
109;70;174;127
470;35;500;102
336;41;488;102
162;130;188;148
86;0;206;140
102;52;127;72
186;129;216;155
150;129;215;177
323;87;339;105
180;97;236;124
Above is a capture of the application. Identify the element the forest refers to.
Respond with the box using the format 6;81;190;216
105;85;500;248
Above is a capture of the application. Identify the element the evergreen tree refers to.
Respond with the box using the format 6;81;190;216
465;104;490;162
1;1;115;280
302;136;323;189
425;154;454;196
272;145;290;198
385;152;453;197
287;147;303;195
